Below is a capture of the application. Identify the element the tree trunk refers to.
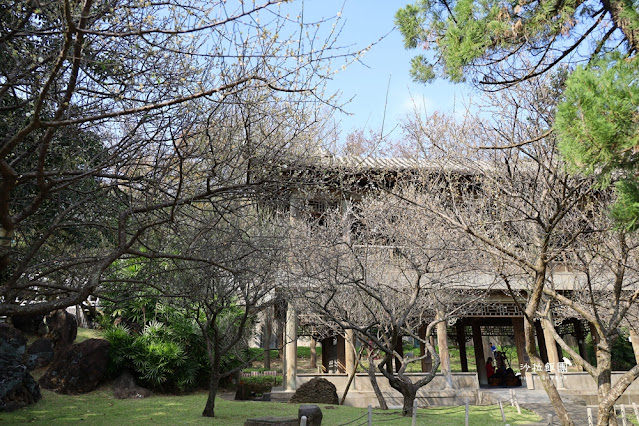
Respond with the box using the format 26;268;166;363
264;313;272;370
368;354;388;410
202;368;221;417
596;346;617;426
524;267;574;426
601;0;639;51
398;382;417;417
341;347;364;405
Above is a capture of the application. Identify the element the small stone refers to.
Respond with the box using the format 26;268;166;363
112;371;152;399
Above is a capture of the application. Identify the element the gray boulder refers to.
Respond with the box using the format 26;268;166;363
0;324;42;412
44;309;77;349
25;338;54;370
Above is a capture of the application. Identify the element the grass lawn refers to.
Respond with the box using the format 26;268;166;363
3;329;541;424
0;388;541;425
75;327;105;343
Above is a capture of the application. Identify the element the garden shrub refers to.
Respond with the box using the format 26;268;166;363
103;299;260;393
105;319;205;393
584;330;635;370
296;346;322;358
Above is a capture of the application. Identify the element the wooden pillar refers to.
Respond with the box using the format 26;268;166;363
472;320;487;385
535;321;549;364
275;302;285;360
345;329;356;375
456;320;468;372
263;307;272;370
285;306;297;390
630;328;639;366
337;335;346;373
512;317;527;369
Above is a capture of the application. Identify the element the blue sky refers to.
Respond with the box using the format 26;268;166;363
302;1;476;141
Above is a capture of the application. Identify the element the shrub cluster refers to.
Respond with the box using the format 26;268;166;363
102;299;249;393
105;317;207;393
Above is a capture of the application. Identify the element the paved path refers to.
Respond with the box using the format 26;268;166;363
480;387;633;425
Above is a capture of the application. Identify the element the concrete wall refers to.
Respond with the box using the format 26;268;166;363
529;372;639;405
283;372;480;408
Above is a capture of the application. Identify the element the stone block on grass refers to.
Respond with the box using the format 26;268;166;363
299;404;322;425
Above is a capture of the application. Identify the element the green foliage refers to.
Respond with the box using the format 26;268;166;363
239;375;282;387
104;325;136;377
244;347;277;362
611;180;639;228
295;346;322;358
105;318;206;393
610;331;637;371
103;296;262;392
396;0;639;86
402;340;420;356
556;54;639;228
585;331;636;370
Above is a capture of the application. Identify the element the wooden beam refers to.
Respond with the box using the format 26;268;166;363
472;320;487;385
456;320;468;372
511;317;527;369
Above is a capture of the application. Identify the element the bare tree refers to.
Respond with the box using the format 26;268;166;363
396;73;639;425
539;214;639;426
98;86;338;416
0;0;354;316
287;187;484;416
142;201;288;417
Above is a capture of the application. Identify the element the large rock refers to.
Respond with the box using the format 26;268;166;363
11;315;45;335
0;324;42;412
44;309;77;349
112;371;151;399
299;404;323;426
39;338;110;394
0;323;27;363
25;338;54;370
289;378;338;405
